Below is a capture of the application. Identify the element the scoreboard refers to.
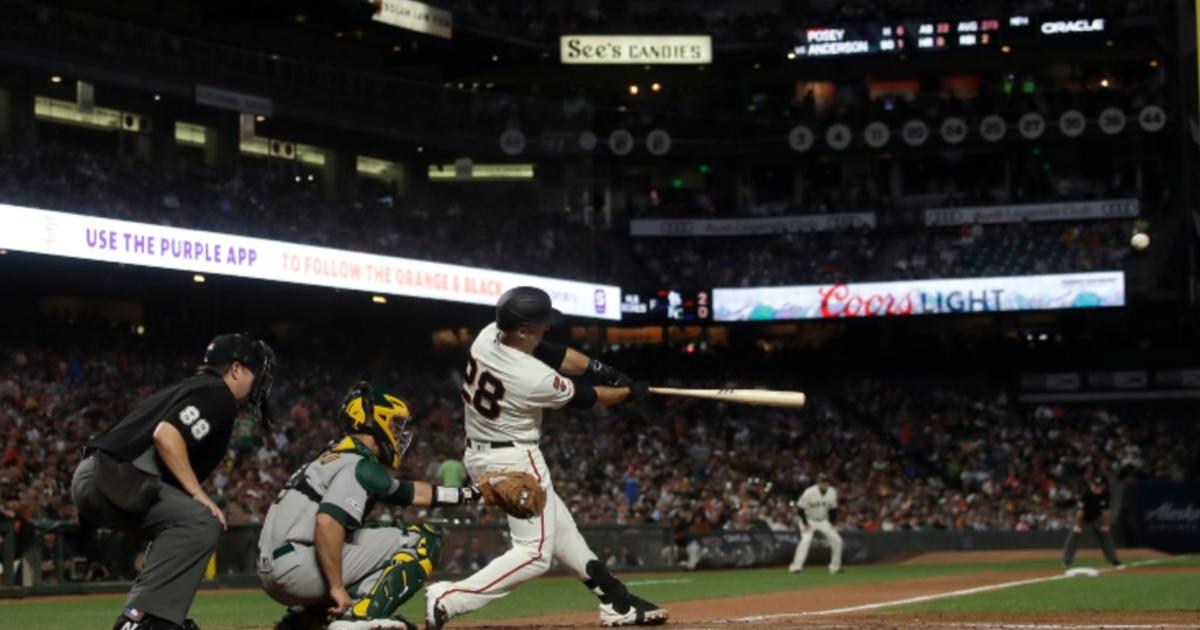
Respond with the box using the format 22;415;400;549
620;289;711;322
794;14;1105;58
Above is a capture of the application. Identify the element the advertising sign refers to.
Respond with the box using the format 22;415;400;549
925;199;1139;226
713;272;1125;321
372;0;453;39
631;213;875;238
0;204;619;320
560;35;712;64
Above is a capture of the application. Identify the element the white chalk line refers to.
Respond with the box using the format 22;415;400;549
728;555;1190;624
625;578;693;586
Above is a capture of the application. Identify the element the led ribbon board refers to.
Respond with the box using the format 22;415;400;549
713;272;1125;321
0;204;620;320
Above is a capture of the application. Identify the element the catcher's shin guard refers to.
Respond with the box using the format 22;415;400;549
346;534;438;622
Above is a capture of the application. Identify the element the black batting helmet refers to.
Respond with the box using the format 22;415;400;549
496;286;563;331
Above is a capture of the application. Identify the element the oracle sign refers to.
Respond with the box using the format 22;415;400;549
713;272;1125;321
1040;18;1105;35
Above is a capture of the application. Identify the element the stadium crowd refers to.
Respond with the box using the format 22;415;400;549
0;140;1139;290
1;332;1194;580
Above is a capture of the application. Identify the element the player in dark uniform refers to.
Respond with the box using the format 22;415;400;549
1062;476;1123;568
71;333;275;630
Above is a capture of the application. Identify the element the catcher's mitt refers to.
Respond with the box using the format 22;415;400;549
476;471;546;519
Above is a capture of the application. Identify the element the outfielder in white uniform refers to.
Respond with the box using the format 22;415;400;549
425;286;668;628
789;474;843;574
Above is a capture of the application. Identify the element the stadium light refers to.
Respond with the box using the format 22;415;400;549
153;94;161;101
787;51;796;60
1149;59;1159;68
651;82;662;92
393;45;401;52
372;295;388;304
1100;78;1110;88
193;274;206;283
628;84;639;95
135;324;145;336
492;54;499;62
255;115;266;122
1001;45;1011;53
50;75;62;83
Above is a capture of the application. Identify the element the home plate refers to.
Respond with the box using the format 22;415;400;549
1065;567;1100;577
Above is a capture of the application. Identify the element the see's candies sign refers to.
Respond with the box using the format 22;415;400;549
560;35;712;64
713;272;1125;321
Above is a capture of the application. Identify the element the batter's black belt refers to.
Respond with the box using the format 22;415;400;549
468;438;537;449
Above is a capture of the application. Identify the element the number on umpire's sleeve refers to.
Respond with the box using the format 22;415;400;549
191;419;211;440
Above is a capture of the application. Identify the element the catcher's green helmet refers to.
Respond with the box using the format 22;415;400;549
341;381;413;469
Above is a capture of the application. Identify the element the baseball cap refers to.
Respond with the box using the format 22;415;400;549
496;286;563;331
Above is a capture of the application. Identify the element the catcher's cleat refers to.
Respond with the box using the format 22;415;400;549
273;606;325;630
328;614;417;624
327;619;414;630
424;581;451;630
599;596;669;627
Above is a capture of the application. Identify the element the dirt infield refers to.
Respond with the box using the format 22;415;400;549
892;547;1170;566
456;550;1197;629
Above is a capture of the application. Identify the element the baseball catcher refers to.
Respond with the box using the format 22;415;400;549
257;382;483;630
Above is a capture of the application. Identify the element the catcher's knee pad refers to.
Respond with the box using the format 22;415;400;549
405;521;444;575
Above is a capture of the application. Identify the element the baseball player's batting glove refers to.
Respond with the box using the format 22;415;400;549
476;471;546;519
588;359;634;387
627;381;650;402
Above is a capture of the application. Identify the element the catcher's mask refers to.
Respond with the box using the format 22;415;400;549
341;381;413;469
200;333;276;426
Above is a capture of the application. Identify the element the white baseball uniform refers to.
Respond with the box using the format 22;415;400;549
431;322;598;617
789;483;843;573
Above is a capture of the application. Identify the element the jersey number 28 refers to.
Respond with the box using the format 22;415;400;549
462;356;506;420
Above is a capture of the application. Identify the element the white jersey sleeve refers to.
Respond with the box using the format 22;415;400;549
528;372;575;409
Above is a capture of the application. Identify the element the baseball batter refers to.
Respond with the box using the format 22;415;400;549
425;286;668;628
789;473;843;574
259;382;481;630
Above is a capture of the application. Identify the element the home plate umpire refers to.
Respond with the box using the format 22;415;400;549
71;333;275;630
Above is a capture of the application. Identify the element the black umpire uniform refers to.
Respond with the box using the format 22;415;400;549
71;334;275;630
1062;475;1122;567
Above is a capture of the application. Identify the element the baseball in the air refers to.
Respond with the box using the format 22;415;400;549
1131;232;1150;251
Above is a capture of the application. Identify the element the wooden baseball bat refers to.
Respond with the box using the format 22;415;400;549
648;387;806;408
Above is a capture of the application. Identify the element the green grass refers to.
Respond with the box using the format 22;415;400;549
899;573;1200;614
1;558;1193;629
